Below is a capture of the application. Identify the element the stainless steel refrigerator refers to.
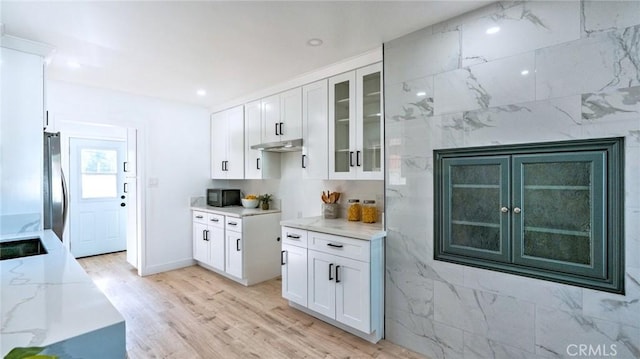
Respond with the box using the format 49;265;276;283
43;132;68;240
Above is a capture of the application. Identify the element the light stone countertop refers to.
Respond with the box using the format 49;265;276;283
280;216;386;241
191;204;281;218
0;230;125;357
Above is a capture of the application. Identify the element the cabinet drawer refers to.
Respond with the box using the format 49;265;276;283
282;227;308;248
207;213;225;229
225;217;243;232
193;211;208;224
308;231;370;262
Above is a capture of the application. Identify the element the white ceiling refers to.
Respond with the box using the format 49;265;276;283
1;1;490;110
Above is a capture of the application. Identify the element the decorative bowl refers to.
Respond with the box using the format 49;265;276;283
241;198;259;208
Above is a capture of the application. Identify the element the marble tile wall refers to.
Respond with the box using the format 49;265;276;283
383;1;640;358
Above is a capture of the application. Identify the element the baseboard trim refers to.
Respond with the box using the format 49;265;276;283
140;258;195;276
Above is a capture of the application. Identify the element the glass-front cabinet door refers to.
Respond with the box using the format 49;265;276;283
512;152;606;279
328;62;383;180
328;71;355;179
356;63;383;180
441;156;511;262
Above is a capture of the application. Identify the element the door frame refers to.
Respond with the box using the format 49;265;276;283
58;119;145;276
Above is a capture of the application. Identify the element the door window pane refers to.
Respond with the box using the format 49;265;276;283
334;81;350;172
81;149;118;199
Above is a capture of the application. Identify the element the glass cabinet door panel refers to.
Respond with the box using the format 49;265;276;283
442;156;510;262
512;152;606;278
361;71;381;173
334;80;351;173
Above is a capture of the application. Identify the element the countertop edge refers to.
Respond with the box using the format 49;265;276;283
280;217;386;241
191;205;281;218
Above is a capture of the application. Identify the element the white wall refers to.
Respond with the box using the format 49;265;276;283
47;80;210;275
213;152;384;221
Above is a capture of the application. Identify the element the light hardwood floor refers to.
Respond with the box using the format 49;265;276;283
78;252;427;359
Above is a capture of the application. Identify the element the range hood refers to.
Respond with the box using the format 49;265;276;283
250;138;303;152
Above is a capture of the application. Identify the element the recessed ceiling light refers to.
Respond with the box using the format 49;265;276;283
486;26;501;35
521;69;530;76
196;89;207;96
416;91;426;97
67;60;81;69
307;38;323;47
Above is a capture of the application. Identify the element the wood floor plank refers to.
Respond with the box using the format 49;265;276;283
78;252;428;359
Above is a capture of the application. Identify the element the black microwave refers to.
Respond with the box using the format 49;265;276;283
207;189;241;207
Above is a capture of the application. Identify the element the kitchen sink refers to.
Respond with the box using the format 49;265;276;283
0;237;48;260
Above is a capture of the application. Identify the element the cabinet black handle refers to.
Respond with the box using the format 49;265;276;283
210;218;219;222
221;161;225;171
287;234;300;239
275;122;279;136
356;151;361;167
195;215;204;219
281;250;286;265
123;161;129;172
301;154;307;169
327;243;344;248
329;263;334;281
349;151;354;167
256;157;260;170
335;265;341;283
279;122;284;136
228;222;237;226
202;229;207;241
236;238;241;251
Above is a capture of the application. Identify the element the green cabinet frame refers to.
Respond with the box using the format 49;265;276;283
434;138;624;294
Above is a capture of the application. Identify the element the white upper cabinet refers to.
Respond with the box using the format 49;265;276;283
245;100;280;180
211;105;244;179
261;87;302;143
329;62;383;180
301;80;329;180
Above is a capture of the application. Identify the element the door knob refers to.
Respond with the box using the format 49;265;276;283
120;203;126;207
500;207;509;213
513;207;521;214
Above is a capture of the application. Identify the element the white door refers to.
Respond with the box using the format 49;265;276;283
307;250;336;319
335;257;371;333
226;106;245;179
210;111;227;179
244;100;262;180
279;87;302;141
225;231;243;278
261;94;281;143
209;226;225;271
282;244;308;306
302;80;329;180
193;222;209;263
69;138;127;258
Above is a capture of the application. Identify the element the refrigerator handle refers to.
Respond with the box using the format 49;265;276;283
61;168;69;236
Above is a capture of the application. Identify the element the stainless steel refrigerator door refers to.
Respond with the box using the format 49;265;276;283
43;132;68;240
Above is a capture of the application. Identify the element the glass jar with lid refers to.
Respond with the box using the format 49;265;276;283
362;200;377;223
347;199;361;221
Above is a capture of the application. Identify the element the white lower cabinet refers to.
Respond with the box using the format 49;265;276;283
281;227;308;307
192;210;281;286
225;229;243;279
192;211;225;271
281;226;383;343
